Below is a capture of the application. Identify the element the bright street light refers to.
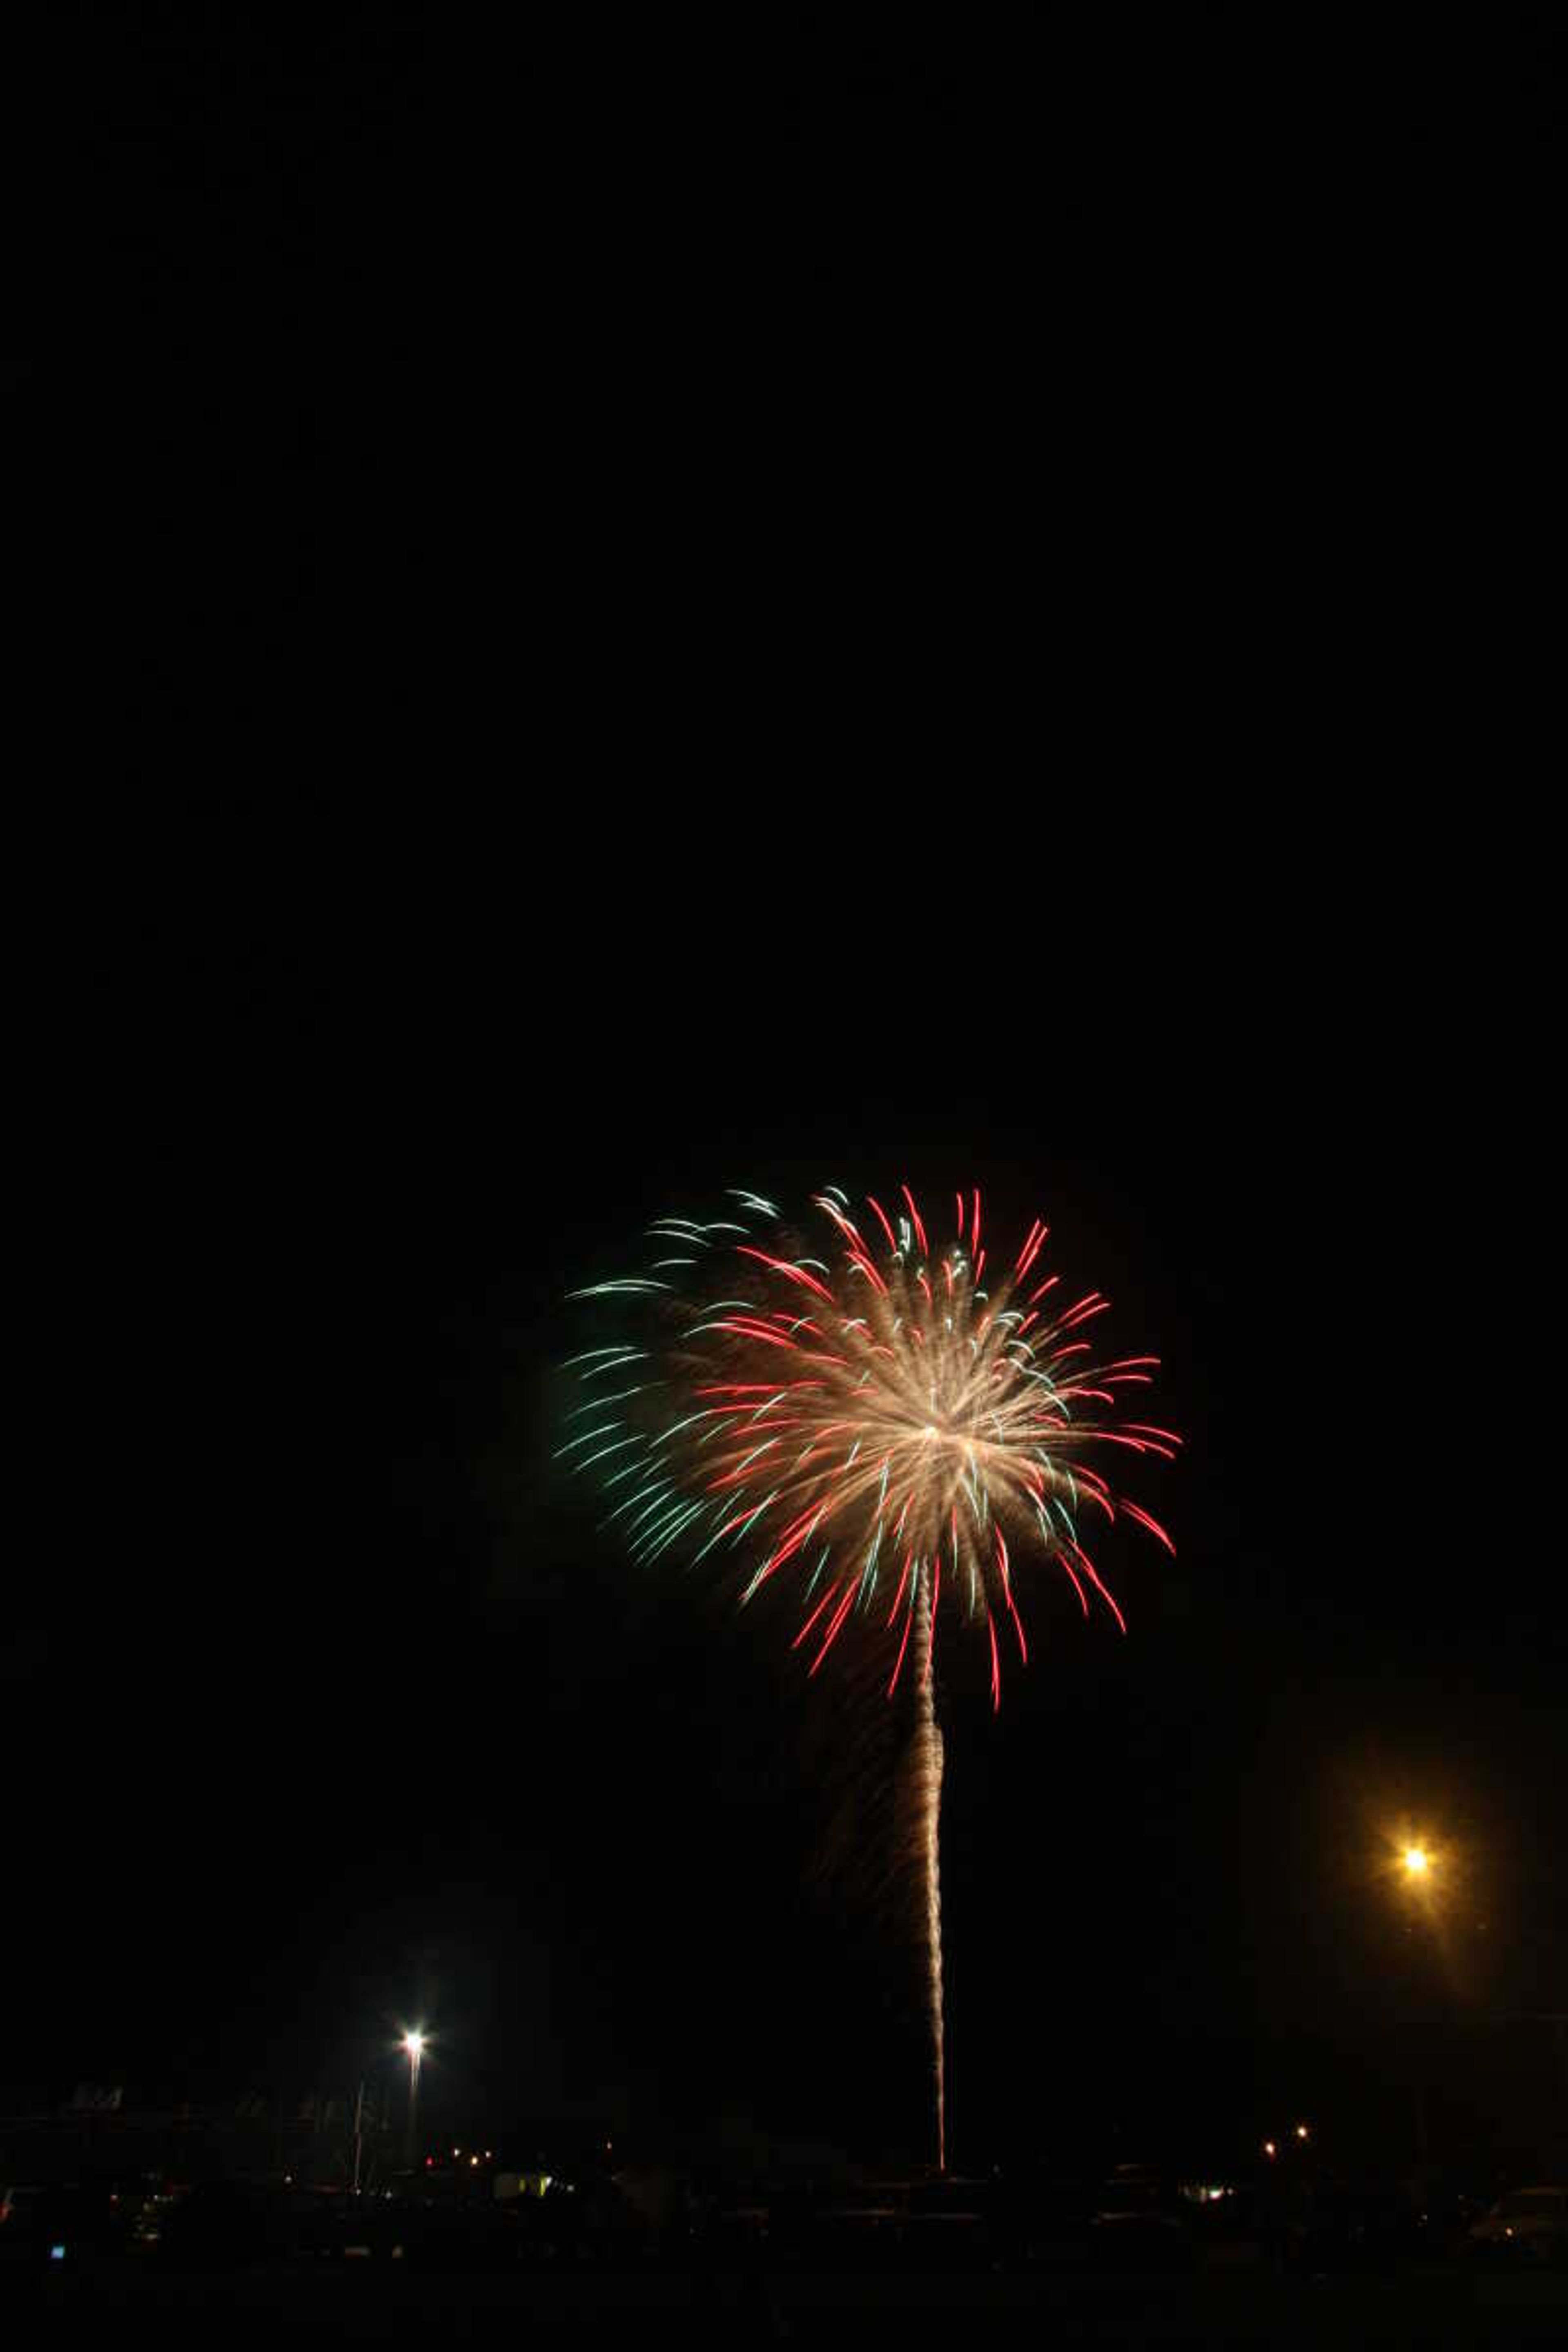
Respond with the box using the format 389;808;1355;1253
1401;1846;1431;1878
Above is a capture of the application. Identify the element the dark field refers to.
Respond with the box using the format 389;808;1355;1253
14;2250;1568;2350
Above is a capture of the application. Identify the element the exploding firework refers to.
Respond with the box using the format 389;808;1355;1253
561;1183;1178;2166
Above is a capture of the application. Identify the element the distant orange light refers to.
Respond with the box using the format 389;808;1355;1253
1402;1846;1430;1876
1262;2140;1277;2160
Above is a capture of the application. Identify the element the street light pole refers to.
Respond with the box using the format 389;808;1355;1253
1392;1835;1442;2196
402;2031;425;2170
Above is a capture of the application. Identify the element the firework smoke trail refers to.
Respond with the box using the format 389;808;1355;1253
910;1557;945;2172
562;1182;1177;2171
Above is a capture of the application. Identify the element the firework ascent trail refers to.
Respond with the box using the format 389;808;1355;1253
561;1182;1178;2169
911;1558;945;2172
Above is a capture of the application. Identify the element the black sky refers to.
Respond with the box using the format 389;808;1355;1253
12;10;1563;2167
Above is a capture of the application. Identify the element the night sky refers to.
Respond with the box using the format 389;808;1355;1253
13;11;1562;2171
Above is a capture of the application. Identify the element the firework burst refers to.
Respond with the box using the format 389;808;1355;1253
561;1182;1178;2165
564;1183;1177;1700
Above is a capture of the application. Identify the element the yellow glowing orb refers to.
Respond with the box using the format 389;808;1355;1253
1401;1846;1430;1876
